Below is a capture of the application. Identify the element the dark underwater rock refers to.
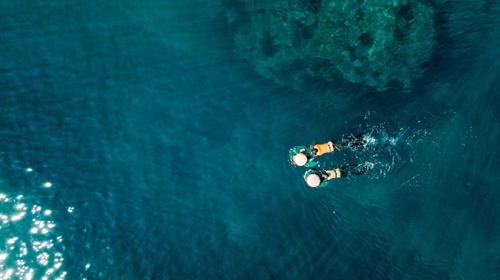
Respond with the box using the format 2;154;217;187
226;0;436;91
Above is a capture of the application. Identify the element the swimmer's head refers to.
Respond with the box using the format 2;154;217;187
305;173;321;188
292;152;308;166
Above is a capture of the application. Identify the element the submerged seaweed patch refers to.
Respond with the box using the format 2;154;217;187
225;0;436;91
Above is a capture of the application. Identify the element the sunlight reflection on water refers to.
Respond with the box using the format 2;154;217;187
0;191;66;279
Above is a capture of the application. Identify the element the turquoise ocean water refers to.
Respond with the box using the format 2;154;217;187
0;1;499;279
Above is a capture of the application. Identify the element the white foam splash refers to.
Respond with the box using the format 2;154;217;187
347;118;430;179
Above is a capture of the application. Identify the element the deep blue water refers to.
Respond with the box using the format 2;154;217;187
0;0;499;279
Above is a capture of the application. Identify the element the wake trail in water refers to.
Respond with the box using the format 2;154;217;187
335;112;430;180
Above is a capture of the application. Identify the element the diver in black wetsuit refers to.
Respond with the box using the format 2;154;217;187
303;163;370;188
289;133;367;167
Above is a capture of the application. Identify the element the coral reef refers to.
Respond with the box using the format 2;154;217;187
226;0;436;91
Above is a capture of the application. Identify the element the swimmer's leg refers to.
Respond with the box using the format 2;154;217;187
334;133;368;149
339;163;369;176
349;133;368;147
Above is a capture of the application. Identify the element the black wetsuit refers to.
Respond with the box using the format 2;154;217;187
333;133;366;150
339;164;368;176
307;163;368;187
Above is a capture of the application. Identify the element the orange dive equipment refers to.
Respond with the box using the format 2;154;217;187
313;141;336;156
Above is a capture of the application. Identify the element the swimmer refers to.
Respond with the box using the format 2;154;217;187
289;134;367;167
289;145;318;167
303;163;370;188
